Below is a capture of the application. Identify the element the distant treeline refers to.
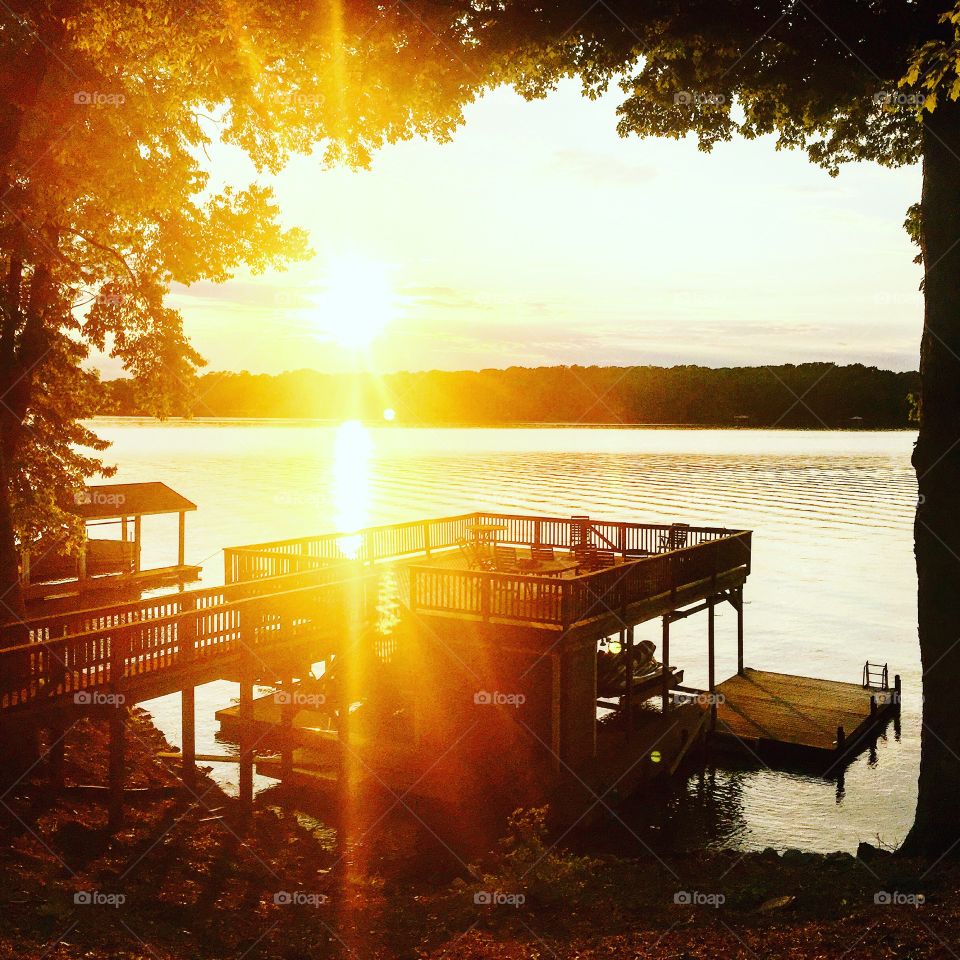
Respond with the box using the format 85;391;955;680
100;363;920;428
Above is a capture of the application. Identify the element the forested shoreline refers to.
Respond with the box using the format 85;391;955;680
102;362;919;428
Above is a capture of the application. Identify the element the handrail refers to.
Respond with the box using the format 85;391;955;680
0;512;752;715
408;530;752;629
223;512;747;583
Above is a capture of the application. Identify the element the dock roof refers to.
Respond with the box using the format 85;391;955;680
71;482;197;520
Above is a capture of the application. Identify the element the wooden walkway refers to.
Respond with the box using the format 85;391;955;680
0;511;753;826
714;668;898;756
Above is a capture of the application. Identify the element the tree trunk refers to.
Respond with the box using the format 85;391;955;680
903;97;960;857
0;450;23;628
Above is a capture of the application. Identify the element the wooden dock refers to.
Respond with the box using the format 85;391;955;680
714;668;899;757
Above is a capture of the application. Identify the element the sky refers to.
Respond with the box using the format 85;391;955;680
167;79;924;375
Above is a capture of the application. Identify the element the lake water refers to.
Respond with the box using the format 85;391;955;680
87;419;919;854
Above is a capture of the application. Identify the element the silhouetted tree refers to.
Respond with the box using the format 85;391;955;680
445;0;956;856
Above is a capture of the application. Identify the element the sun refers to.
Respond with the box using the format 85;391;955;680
313;254;396;349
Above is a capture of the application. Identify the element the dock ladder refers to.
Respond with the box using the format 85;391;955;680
863;661;889;690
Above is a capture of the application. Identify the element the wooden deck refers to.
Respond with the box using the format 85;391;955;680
0;510;753;826
25;563;203;604
714;668;898;756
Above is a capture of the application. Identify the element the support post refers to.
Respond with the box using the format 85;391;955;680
181;685;196;790
280;677;295;781
133;515;142;573
77;534;87;584
736;586;744;675
550;653;561;771
108;707;125;828
336;636;351;873
624;626;634;740
238;606;254;819
49;715;66;792
178;511;186;567
708;600;717;732
661;615;671;713
108;626;129;828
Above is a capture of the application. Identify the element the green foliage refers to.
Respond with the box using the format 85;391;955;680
0;0;487;560
903;2;960;115
473;806;599;908
909;391;923;423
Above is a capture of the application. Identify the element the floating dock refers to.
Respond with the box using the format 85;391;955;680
714;667;899;758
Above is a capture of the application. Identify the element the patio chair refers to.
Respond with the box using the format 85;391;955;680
456;535;476;567
572;545;596;573
531;545;555;562
590;548;617;570
570;515;592;550
494;545;520;573
658;523;690;552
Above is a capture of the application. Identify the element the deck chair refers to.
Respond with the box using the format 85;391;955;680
570;515;592;550
591;548;617;570
581;548;616;572
531;545;555;562
494;545;520;573
456;536;480;568
658;523;690;552
457;536;496;571
572;545;596;573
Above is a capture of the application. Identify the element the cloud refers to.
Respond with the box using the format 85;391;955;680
550;149;658;184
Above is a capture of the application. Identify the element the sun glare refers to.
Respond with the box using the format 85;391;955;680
314;254;396;349
333;419;372;558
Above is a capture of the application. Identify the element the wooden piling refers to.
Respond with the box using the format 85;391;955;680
239;671;254;818
108;706;125;828
708;600;716;732
661;616;671;713
280;677;294;781
238;605;255;818
108;626;128;828
736;586;744;675
181;685;196;789
49;716;66;792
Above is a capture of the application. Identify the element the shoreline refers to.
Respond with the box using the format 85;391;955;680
83;416;919;432
0;709;949;960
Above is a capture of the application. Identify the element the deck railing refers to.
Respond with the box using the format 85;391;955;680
0;513;752;714
409;530;752;628
223;512;741;583
0;566;366;713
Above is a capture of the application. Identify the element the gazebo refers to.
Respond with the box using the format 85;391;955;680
22;481;201;603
